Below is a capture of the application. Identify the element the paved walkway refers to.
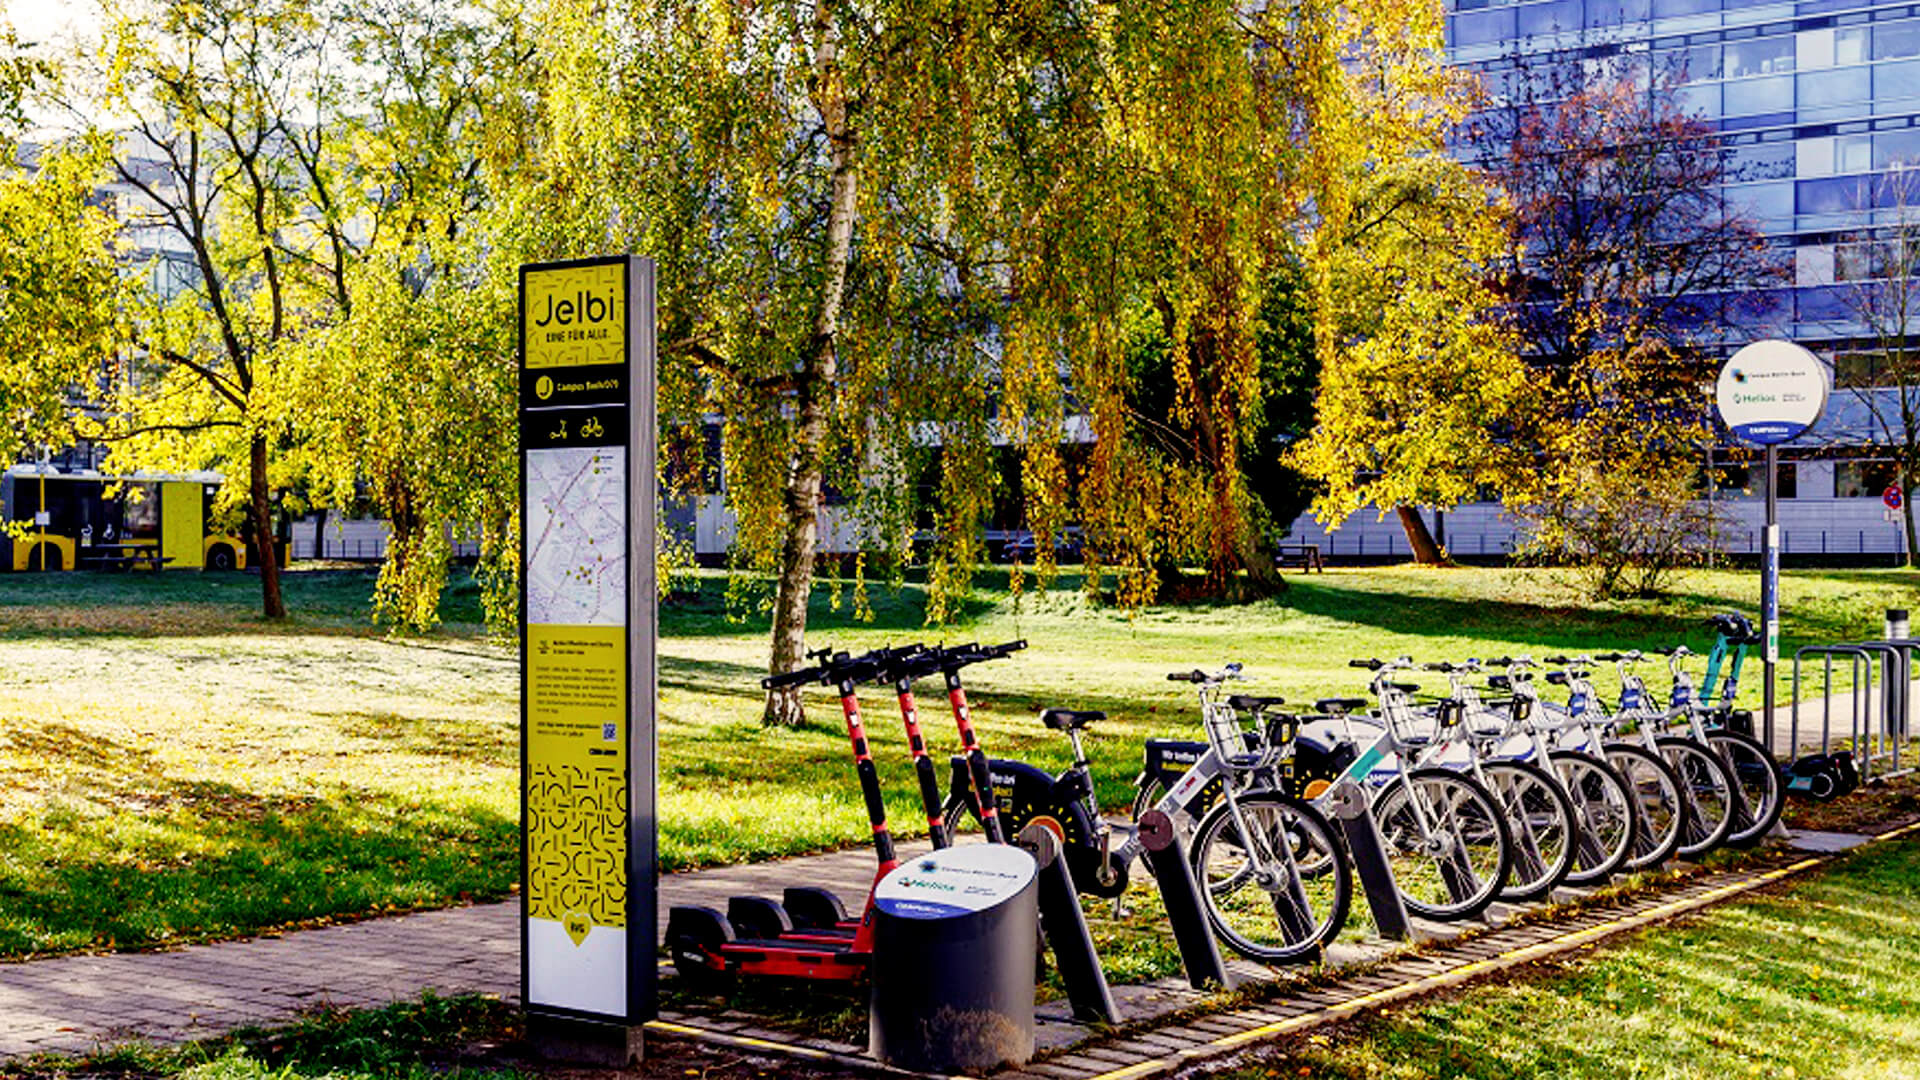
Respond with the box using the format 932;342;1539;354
0;841;926;1059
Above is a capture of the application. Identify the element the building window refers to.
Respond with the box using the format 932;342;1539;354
1724;36;1795;79
1875;20;1920;62
1834;350;1881;387
1653;0;1720;17
1452;8;1516;47
1726;141;1795;181
1517;0;1582;36
1836;459;1900;497
1772;462;1799;500
1875;128;1920;169
1837;26;1870;66
1726;75;1794;115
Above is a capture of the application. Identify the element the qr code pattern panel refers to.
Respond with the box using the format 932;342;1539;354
527;762;628;926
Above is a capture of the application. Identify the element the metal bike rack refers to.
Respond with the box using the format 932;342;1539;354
1850;637;1916;780
1846;642;1908;781
1137;809;1233;990
1789;645;1874;765
1317;779;1413;942
1791;641;1916;782
1016;825;1121;1024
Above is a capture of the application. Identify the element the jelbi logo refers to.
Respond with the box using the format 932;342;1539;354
524;264;625;369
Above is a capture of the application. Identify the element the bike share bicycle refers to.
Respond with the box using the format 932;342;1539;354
1601;650;1738;858
943;664;1352;963
1302;659;1512;921
1477;657;1640;886
1658;637;1787;846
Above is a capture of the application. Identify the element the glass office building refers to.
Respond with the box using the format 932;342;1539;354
1280;0;1920;559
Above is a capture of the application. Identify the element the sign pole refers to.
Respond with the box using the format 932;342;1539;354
1763;443;1778;725
1714;339;1828;749
518;255;657;1065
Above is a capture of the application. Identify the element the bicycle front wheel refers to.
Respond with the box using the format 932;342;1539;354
1372;768;1511;921
1709;730;1784;849
1659;736;1736;858
1190;791;1351;964
1549;750;1638;885
1480;760;1576;902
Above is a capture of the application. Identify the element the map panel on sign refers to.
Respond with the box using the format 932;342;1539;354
525;446;626;626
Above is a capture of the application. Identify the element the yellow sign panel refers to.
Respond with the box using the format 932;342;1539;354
526;622;627;929
524;263;626;370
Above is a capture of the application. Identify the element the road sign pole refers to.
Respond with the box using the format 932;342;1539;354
1716;340;1828;743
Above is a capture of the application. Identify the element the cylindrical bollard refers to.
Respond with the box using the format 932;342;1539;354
870;845;1038;1073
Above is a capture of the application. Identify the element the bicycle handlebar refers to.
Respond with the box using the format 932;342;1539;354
1168;670;1206;683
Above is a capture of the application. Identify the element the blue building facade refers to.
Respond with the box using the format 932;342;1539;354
1282;0;1920;560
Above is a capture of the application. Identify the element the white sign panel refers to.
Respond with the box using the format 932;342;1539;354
1715;340;1829;446
874;844;1036;919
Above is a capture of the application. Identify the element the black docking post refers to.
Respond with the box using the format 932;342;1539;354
1017;825;1120;1024
1138;809;1232;990
1317;779;1411;941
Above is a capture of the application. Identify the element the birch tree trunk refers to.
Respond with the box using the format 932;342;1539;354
763;10;858;726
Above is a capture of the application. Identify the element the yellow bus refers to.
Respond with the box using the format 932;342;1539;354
1;466;248;572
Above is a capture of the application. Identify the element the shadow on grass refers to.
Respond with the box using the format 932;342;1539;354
0;768;517;957
1242;839;1920;1080
333;711;515;763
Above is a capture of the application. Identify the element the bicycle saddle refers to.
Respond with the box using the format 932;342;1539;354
1040;708;1105;731
1227;694;1287;711
1315;696;1369;713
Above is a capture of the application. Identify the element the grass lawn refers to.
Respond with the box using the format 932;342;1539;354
0;563;1915;957
1215;836;1920;1079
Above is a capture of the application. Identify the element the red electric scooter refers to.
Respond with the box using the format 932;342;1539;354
665;645;918;983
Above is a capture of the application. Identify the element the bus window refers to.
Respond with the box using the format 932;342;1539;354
122;483;160;541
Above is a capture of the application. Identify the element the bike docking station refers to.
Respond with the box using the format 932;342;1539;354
869;844;1041;1072
1134;809;1235;989
1313;778;1413;942
517;255;659;1065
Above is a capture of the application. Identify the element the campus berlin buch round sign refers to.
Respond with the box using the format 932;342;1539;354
1715;340;1829;446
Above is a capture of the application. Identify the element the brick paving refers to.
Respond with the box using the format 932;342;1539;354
0;841;927;1059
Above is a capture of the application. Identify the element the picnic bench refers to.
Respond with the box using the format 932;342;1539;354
1274;543;1324;573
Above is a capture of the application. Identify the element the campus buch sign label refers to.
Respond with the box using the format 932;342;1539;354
1714;340;1828;446
520;256;658;1026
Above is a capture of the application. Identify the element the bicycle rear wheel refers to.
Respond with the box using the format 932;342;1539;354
1708;730;1784;849
1372;768;1511;921
1189;791;1351;964
1480;760;1576;902
1549;750;1638;885
1604;742;1684;871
